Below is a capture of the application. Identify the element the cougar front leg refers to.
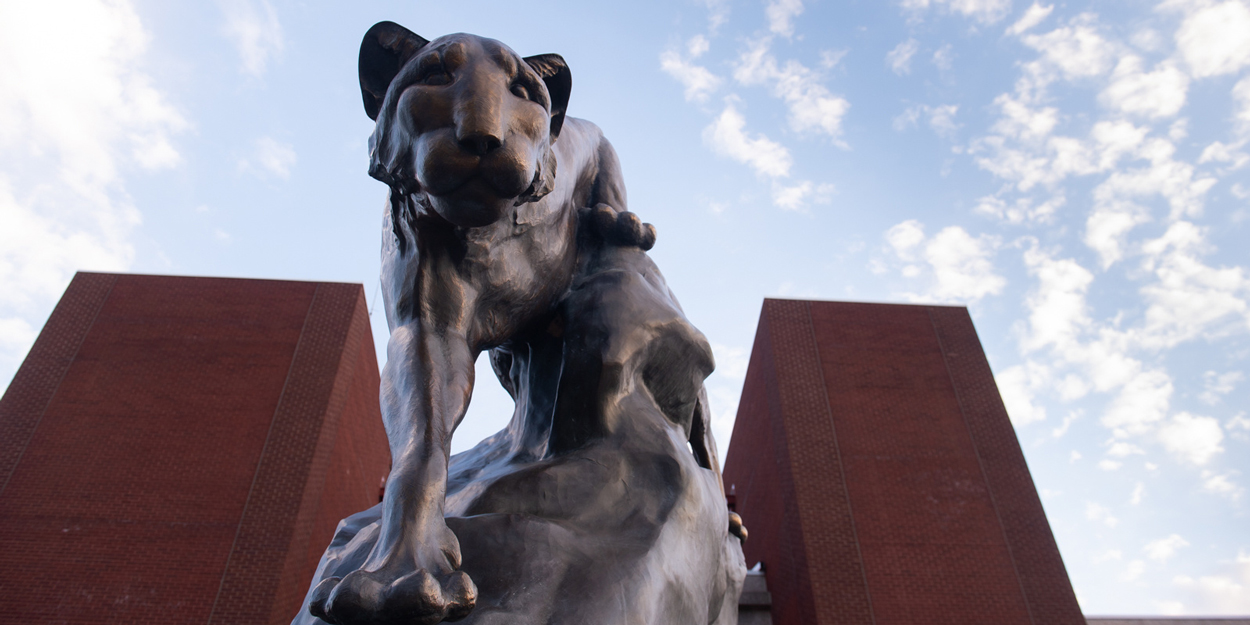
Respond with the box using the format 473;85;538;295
311;322;477;625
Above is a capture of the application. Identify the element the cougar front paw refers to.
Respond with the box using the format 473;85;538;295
310;567;476;625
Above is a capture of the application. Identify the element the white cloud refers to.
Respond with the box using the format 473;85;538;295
1103;369;1173;436
1099;459;1123;471
1137;222;1249;347
1201;370;1243;404
703;102;792;178
1006;2;1055;36
734;40;851;142
1083;143;1216;268
1174;0;1250;79
932;44;954;71
887;39;920;75
893;106;923;132
239;136;296;179
688;34;711;57
1124;559;1147;581
0;316;37;377
1228;412;1250;436
896;104;961;137
886;221;1006;303
1070;450;1083;462
1083;202;1149;269
1107;440;1145;457
887;219;926;260
1099;57;1189;119
1200;470;1243;500
660;38;723;102
1158;411;1225;465
990;93;1059;140
1020;14;1117;81
925;227;1006;301
1234;77;1250;135
975;194;1064;224
927;104;960;136
1146;534;1191;562
1157;600;1186;615
700;99;833;209
820;49;849;69
998;363;1050;426
1020;245;1093;353
219;0;283;77
698;0;730;33
771;180;834;211
1174;551;1250;613
710;342;749;380
973;110;1154;197
0;0;184;384
1086;501;1120;527
1199;140;1249;170
1130;481;1146;505
1057;374;1090;401
765;0;804;37
1094;549;1123;563
902;0;1012;24
1053;409;1081;437
0;317;36;352
1131;28;1165;53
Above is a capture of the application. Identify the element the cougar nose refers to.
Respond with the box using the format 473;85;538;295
457;132;502;156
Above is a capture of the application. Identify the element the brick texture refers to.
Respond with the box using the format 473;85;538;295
723;299;1083;625
0;273;390;625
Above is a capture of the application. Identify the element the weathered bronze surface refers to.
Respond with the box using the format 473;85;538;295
295;22;745;625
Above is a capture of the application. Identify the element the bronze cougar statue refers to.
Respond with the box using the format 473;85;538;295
296;22;745;625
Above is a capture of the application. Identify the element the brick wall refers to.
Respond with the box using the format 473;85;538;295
722;299;1084;625
0;273;390;625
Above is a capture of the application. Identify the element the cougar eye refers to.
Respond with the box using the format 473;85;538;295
416;55;451;86
510;83;530;100
421;70;451;86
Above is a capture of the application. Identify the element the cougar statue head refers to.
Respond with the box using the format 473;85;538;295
360;22;570;229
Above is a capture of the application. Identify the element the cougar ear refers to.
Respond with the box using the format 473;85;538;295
523;54;571;139
359;22;429;121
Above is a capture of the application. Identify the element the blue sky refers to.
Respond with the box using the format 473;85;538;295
2;0;1248;616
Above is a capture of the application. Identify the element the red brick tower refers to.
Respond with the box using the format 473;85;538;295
722;299;1084;625
0;272;391;625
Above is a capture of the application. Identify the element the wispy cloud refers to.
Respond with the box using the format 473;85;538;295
886;39;920;75
1200;371;1244;405
703;102;792;178
660;36;722;102
884;219;1007;303
1006;2;1055;36
219;0;284;77
734;39;851;143
238;136;296;179
0;0;184;385
1086;501;1120;528
1158;412;1225;465
765;0;805;37
1172;0;1250;79
1145;534;1190;563
894;103;960;137
1173;550;1250;612
902;0;1012;24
